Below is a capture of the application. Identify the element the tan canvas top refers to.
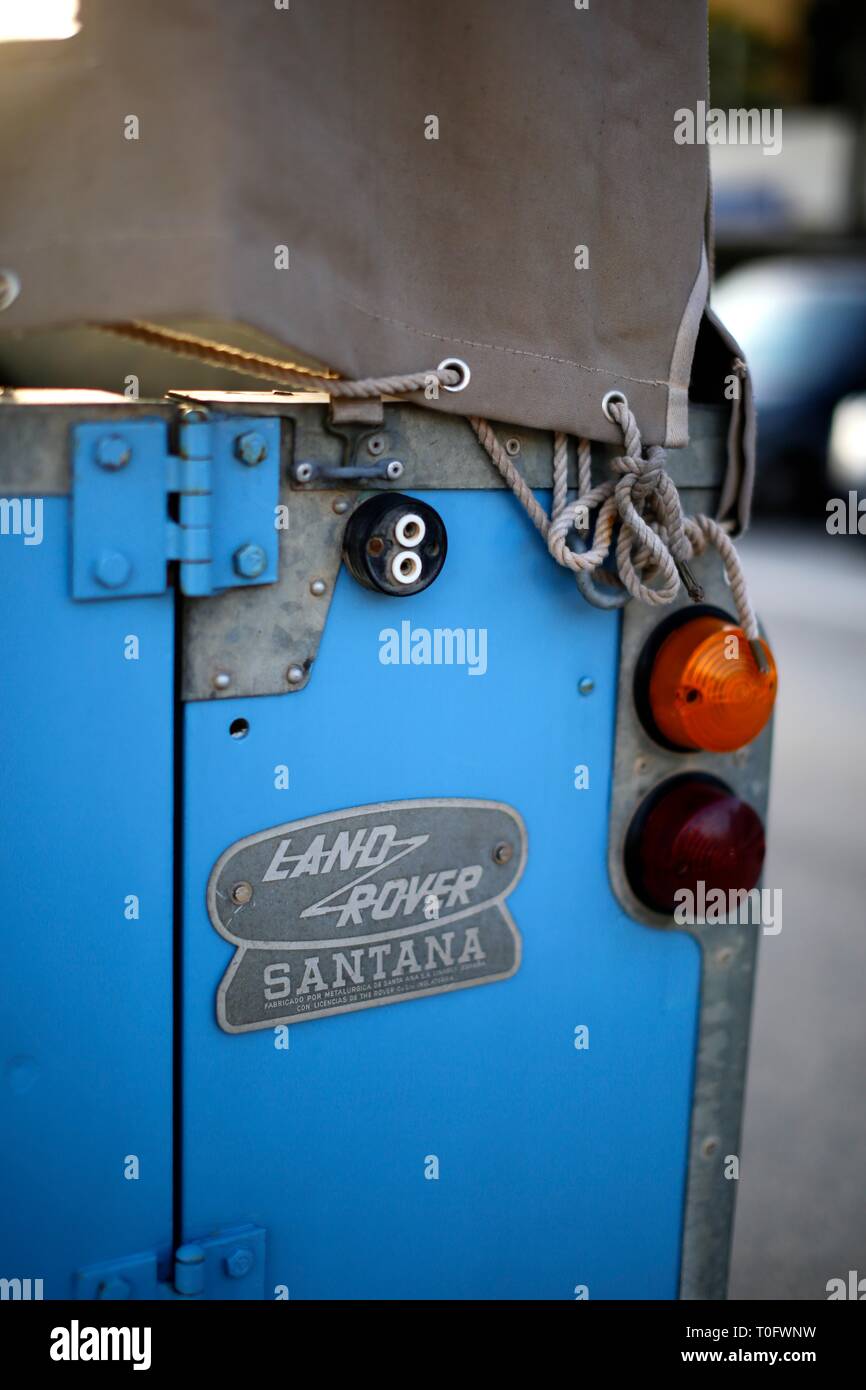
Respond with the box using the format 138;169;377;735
0;0;712;448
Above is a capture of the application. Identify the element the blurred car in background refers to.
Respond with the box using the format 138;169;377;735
712;257;866;516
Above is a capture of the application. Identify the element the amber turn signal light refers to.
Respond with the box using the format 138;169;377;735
646;615;777;753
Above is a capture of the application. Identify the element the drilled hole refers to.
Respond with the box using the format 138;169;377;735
230;718;249;739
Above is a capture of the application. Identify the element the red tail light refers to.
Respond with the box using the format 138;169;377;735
626;775;765;915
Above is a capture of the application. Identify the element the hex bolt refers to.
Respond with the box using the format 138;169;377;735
225;1247;255;1280
95;435;132;471
332;498;349;515
96;1277;131;1300
385;460;404;480
231;881;253;906
94;550;132;589
309;578;327;597
235;431;268;466
233;543;267;580
213;671;232;691
577;677;595;696
287;664;305;685
492;841;513;865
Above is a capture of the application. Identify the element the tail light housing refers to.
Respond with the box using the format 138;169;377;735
625;775;765;916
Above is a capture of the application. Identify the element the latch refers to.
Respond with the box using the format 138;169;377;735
74;1225;267;1301
72;415;281;599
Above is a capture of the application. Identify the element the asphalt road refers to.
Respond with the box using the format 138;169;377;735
728;523;866;1300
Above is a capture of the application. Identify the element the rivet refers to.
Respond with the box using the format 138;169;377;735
231;881;253;906
505;437;521;457
0;269;21;312
310;578;327;597
294;462;314;483
492;841;513;865
577;677;595;696
385;460;404;480
287;664;305;685
366;435;386;456
213;672;231;690
332;498;350;514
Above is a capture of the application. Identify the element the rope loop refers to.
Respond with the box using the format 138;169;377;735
472;396;766;667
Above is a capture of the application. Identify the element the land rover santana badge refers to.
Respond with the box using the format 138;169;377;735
207;798;526;1031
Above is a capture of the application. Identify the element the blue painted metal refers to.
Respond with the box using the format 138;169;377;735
75;1226;266;1300
181;488;701;1300
0;498;175;1298
72;415;280;600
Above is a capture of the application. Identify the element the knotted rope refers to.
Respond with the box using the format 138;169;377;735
471;400;768;672
92;320;764;668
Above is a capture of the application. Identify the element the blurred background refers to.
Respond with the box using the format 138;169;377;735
708;0;866;1299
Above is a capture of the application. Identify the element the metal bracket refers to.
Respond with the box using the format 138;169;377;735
71;415;281;599
74;1225;267;1301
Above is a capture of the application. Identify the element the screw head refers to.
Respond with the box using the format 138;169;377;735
492;841;513;865
95;435;132;470
577;677;595;696
231;881;253;906
225;1247;255;1280
235;431;268;466
385;460;404;480
233;543;268;580
287;664;305;685
94;550;132;589
213;671;231;691
310;578;326;597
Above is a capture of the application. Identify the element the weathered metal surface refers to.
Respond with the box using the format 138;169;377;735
607;482;774;1301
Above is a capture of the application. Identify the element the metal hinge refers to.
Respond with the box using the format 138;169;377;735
72;415;281;599
74;1225;267;1301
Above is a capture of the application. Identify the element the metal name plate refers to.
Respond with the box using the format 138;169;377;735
207;799;526;1031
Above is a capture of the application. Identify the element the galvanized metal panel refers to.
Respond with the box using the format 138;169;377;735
0;499;174;1296
181;489;700;1299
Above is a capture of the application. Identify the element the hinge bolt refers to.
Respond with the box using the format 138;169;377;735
94;550;132;589
233;543;268;580
235;431;269;466
95;435;132;470
225;1247;255;1280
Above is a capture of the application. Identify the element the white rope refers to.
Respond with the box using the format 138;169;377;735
471;400;769;673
